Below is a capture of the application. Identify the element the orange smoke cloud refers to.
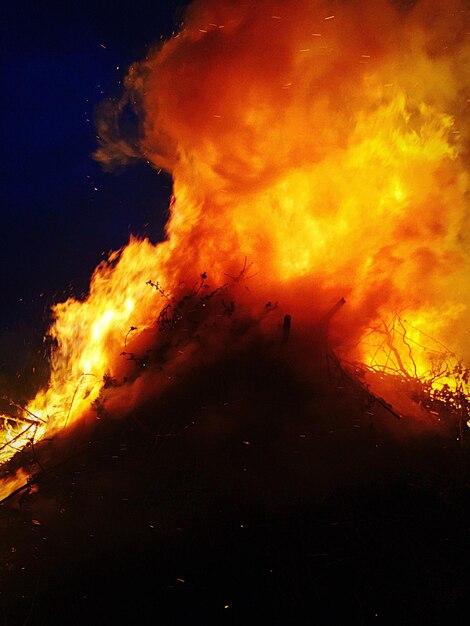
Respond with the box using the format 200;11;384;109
96;0;470;355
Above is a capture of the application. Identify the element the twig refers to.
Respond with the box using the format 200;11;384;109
1;412;44;428
1;397;46;424
146;279;170;300
397;318;418;378
224;257;256;282
330;354;401;420
0;424;35;453
124;326;138;347
63;373;97;429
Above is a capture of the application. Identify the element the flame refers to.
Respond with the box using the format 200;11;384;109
0;468;31;502
1;0;470;490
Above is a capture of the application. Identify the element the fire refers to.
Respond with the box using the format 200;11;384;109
1;0;469;496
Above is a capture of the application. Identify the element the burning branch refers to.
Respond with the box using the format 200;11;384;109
327;352;402;420
382;320;413;380
0;424;35;454
120;351;150;368
1;397;46;425
63;373;98;429
224;257;255;283
124;326;138;346
146;279;170;300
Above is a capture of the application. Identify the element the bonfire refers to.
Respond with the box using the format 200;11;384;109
1;1;470;621
2;0;469;500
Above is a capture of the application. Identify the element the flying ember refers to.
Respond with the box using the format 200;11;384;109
1;0;469;499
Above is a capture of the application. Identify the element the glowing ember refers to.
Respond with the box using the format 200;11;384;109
1;0;469;498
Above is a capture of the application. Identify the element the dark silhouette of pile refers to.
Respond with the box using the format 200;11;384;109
1;307;469;625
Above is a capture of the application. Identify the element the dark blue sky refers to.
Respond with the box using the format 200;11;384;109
1;1;188;377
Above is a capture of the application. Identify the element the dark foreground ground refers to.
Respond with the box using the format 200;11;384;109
1;343;469;626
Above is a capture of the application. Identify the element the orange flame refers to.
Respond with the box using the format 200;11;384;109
1;0;470;490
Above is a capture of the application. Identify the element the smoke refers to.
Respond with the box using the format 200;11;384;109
96;0;470;174
94;0;470;363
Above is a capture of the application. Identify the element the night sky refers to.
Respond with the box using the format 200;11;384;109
1;1;188;378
